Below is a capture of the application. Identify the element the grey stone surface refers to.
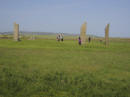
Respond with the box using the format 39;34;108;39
80;22;87;44
105;24;110;46
14;22;19;41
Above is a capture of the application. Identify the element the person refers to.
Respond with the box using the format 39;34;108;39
88;37;91;43
61;33;64;42
78;36;81;45
57;34;60;41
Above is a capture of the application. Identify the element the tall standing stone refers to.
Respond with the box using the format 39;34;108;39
14;22;19;41
80;22;87;44
105;24;110;46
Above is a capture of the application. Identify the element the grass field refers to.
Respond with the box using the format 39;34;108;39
0;37;130;97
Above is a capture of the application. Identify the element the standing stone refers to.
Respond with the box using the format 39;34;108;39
14;22;19;41
105;24;110;46
80;22;87;44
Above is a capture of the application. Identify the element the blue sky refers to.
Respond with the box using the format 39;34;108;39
0;0;130;37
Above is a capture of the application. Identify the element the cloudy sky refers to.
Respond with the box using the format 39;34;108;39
0;0;130;37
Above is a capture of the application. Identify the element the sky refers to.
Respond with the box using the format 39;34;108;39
0;0;130;37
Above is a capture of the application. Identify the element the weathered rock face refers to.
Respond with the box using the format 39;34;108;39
14;22;19;41
105;24;110;46
80;22;87;44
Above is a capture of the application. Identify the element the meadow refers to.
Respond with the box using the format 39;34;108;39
0;36;130;97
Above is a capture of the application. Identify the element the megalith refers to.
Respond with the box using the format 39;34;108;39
105;24;110;46
14;22;19;41
80;22;87;44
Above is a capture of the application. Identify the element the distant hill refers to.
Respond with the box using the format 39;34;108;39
0;31;100;38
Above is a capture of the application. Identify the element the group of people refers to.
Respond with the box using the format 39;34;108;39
57;33;91;45
57;33;64;42
78;36;91;45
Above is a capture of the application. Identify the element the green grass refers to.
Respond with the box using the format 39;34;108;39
0;38;130;97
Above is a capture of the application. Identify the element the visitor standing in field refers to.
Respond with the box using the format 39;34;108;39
61;33;64;42
57;34;60;41
88;37;91;43
78;36;81;45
